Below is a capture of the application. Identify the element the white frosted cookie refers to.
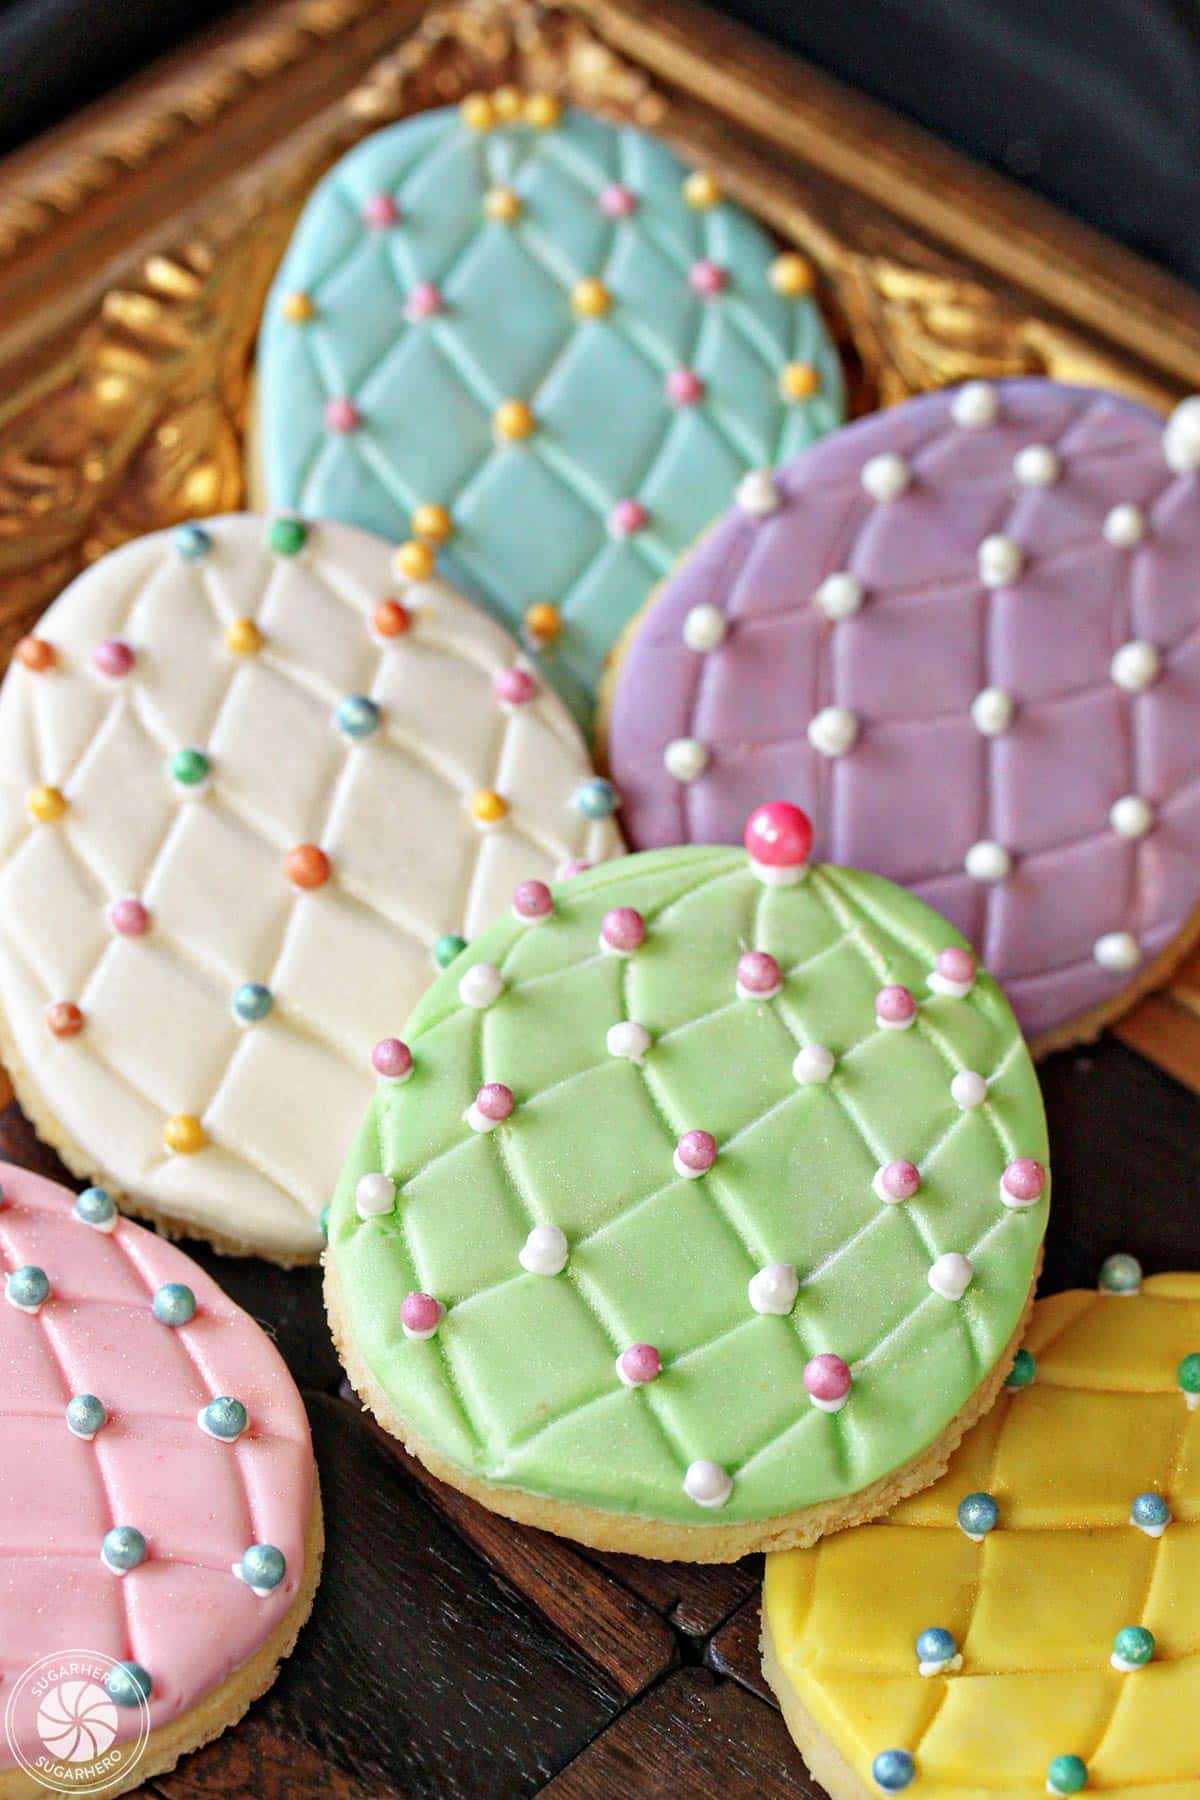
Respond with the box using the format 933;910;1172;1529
0;516;622;1262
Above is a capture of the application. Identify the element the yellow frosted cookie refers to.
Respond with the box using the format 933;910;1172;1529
763;1273;1200;1798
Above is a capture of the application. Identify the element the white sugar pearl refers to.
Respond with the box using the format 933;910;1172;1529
748;1262;799;1316
1164;395;1200;472
978;534;1023;587
861;452;910;502
459;962;505;1009
813;572;864;620
1110;795;1154;839
1094;930;1140;973
683;1459;732;1508
928;1252;973;1301
793;1043;835;1084
951;1070;988;1109
807;705;859;758
355;1172;395;1219
607;1021;651;1063
682;603;727;652
1111;640;1161;693
951;381;998;428
1104;503;1146;547
970;687;1014;736
519;1224;568;1275
736;469;781;515
965;840;1011;882
663;738;709;782
1013;443;1060;487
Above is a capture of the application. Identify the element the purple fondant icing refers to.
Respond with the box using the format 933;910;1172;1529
608;379;1200;1042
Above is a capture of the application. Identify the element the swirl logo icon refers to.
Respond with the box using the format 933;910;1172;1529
4;1650;149;1794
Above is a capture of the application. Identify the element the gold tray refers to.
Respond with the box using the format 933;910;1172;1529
2;0;1198;1085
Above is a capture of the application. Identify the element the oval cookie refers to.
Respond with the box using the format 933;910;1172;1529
606;381;1200;1049
0;516;621;1261
0;1163;319;1795
763;1273;1200;1798
327;803;1049;1561
256;96;845;725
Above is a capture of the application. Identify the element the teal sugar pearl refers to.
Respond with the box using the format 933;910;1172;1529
1178;1352;1200;1397
1005;1348;1037;1390
336;694;382;739
102;1526;147;1573
171;747;210;788
1098;1252;1142;1295
174;524;212;561
153;1282;197;1327
200;1397;248;1442
106;1661;152;1706
872;1749;915;1792
75;1185;117;1229
1112;1625;1155;1670
6;1265;50;1312
233;982;274;1025
1047;1754;1088;1794
434;933;468;970
66;1394;108;1439
956;1491;998;1539
238;1543;286;1593
269;517;308;556
573;777;618;820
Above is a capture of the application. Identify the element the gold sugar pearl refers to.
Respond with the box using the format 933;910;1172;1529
460;93;495;133
164;1113;207;1155
485;186;522;224
781;362;821;401
225;618;264;656
492;86;524;121
28;785;67;823
770;253;816;298
684;170;722;210
525;602;563;643
524;93;562;129
470;788;510;825
572;278;611;318
395;540;436;582
494;399;536;442
282;291;315;323
413;503;453;544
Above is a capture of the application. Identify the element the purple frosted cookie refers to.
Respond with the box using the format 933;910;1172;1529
607;380;1200;1046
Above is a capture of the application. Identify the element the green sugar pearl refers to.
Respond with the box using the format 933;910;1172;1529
434;932;468;970
171;747;210;788
1005;1348;1037;1390
269;517;308;556
1179;1352;1200;1402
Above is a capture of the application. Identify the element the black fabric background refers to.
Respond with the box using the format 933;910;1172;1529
1;0;1199;284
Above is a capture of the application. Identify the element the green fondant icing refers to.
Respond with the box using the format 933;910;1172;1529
330;848;1049;1526
258;105;845;725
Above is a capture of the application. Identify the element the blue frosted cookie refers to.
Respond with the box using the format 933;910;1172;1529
256;92;845;725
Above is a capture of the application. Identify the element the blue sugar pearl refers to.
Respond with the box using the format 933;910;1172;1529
573;777;618;820
102;1526;147;1573
915;1627;958;1672
6;1265;50;1313
1112;1625;1155;1670
872;1749;915;1792
232;982;273;1025
1099;1252;1142;1295
75;1185;117;1230
1047;1754;1088;1795
106;1661;152;1706
1131;1491;1171;1534
957;1492;998;1540
152;1282;196;1327
174;524;212;561
199;1396;248;1442
1005;1348;1036;1390
434;932;468;970
237;1543;286;1594
336;694;381;739
66;1394;108;1439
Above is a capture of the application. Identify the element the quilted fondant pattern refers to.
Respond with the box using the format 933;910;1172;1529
257;101;845;725
330;844;1048;1530
0;517;620;1259
764;1276;1200;1797
607;381;1200;1043
0;1164;314;1766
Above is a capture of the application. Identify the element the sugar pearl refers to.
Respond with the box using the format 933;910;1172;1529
793;1043;835;1084
75;1186;118;1231
355;1172;395;1218
1099;1252;1142;1295
1163;395;1200;472
735;469;780;516
683;603;728;651
666;368;705;407
284;844;330;889
372;1038;413;1082
861;452;909;501
874;1159;921;1203
466;1083;514;1133
689;258;728;297
616;1344;661;1387
198;1397;249;1442
951;1070;988;1108
978;534;1023;587
748;1262;799;1315
876;985;917;1029
93;639;135;679
958;1491;998;1539
106;1663;152;1706
6;1265;50;1314
1104;503;1146;547
325;397;360;434
1047;1756;1089;1797
495;666;538;707
736;950;782;1000
929;946;977;996
971;687;1014;736
813;572;864;620
872;1750;916;1794
663;737;709;781
965;840;1011;882
401;1292;445;1340
235;1545;287;1596
512;879;554;924
674;1130;718;1178
1112;1625;1155;1672
406;282;443;319
102;1526;147;1575
915;1628;961;1677
1131;1491;1171;1536
1110;794;1153;839
607;1021;651;1063
1111;640;1161;692
609;498;648;537
519;1224;569;1276
951;381;998;428
807;705;859;758
152;1282;196;1326
1014;443;1060;486
66;1394;108;1440
364;192;400;227
599;182;637;217
459;963;505;1008
600;907;646;956
1000;1158;1046;1207
804;1352;852;1412
744;802;813;885
683;1460;732;1508
1006;1348;1037;1389
1094;930;1140;972
928;1252;973;1300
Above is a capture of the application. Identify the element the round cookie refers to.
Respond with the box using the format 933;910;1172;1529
0;515;621;1262
0;1162;319;1798
326;803;1049;1561
763;1272;1200;1798
255;93;845;727
605;381;1200;1051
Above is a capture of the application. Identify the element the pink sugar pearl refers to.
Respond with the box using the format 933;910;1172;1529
936;947;976;986
601;907;646;953
609;498;648;538
93;639;134;679
676;1129;717;1175
666;368;705;407
689;259;728;297
108;895;149;937
618;1344;662;1386
877;1159;921;1202
325;396;360;434
804;1353;852;1408
876;985;917;1027
372;1038;413;1081
737;950;781;997
557;858;592;880
474;1082;515;1124
407;281;442;319
1002;1158;1046;1205
400;1292;444;1336
495;666;538;707
364;192;401;228
599;183;637;218
744;802;813;871
513;879;554;923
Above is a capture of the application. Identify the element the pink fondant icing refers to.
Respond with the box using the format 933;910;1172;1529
0;1164;314;1768
608;380;1200;1040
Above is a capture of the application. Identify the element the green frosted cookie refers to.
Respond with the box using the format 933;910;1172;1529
327;804;1049;1560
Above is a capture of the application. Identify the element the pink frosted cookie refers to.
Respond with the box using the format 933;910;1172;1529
606;381;1200;1049
0;1163;320;1796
